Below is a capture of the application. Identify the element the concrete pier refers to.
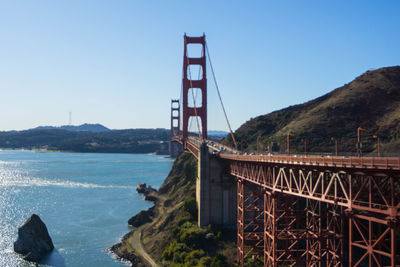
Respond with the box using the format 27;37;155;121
196;142;236;227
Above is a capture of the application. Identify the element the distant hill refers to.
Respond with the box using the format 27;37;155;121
208;130;229;136
32;123;111;133
224;66;400;155
0;128;170;154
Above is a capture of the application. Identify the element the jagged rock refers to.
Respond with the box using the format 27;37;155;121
136;183;147;193
136;183;157;194
128;208;154;227
144;195;158;202
14;214;54;262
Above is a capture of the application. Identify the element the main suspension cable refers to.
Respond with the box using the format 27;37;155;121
205;43;238;149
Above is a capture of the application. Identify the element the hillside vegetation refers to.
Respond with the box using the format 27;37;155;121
112;152;237;266
224;66;400;155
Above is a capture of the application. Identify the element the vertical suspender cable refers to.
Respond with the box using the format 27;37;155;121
205;43;238;149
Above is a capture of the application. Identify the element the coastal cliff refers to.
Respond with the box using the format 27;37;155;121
110;152;237;266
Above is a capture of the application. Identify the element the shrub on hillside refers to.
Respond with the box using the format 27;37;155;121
179;226;207;248
211;254;228;267
183;160;196;181
161;240;190;261
183;197;197;219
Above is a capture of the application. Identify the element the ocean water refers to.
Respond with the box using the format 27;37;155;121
0;150;173;267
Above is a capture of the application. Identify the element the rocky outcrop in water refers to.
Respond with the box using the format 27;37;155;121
14;214;54;262
136;183;156;194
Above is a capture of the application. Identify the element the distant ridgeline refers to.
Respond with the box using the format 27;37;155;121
0;124;228;154
31;123;111;133
0;124;170;154
224;66;400;155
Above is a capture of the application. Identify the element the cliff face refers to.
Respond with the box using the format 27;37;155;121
141;151;198;262
141;152;236;266
225;66;400;155
111;152;236;266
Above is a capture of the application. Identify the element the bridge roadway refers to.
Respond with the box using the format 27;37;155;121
172;135;400;266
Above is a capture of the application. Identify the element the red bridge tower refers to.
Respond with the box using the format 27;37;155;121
182;34;207;142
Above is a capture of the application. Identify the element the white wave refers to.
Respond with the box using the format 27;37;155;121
0;178;134;189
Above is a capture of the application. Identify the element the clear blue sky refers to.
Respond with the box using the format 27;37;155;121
0;1;399;131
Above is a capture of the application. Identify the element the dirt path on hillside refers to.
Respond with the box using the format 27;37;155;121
131;227;159;267
129;193;183;267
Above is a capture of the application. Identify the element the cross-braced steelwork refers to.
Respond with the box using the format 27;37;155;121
237;179;264;266
264;192;306;266
306;200;344;267
222;156;399;266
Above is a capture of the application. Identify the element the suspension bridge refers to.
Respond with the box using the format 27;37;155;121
170;34;400;267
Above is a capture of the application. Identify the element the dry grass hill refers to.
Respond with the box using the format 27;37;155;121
224;66;400;155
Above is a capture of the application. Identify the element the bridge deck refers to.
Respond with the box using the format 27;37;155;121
173;136;400;171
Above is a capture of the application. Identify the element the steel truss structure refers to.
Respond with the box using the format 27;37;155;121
230;160;399;266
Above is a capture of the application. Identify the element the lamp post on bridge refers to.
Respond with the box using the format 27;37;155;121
357;127;367;157
373;135;381;157
331;137;338;156
287;132;294;155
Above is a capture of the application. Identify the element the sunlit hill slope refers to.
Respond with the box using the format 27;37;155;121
224;66;400;155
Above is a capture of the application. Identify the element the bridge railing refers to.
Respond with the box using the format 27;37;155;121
173;135;400;169
220;153;400;170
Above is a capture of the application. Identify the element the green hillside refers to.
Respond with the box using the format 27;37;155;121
224;66;400;155
112;152;237;266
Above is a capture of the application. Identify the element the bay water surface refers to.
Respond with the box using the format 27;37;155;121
0;150;173;266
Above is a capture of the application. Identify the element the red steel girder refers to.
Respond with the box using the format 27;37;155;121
229;161;400;217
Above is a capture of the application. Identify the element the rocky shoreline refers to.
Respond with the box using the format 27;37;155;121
109;183;159;266
108;231;146;267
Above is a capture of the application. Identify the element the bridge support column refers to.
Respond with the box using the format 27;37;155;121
237;179;264;267
196;142;236;227
306;200;344;267
306;199;323;266
264;193;306;266
264;190;276;267
238;184;309;266
237;179;244;266
347;175;399;267
348;211;399;266
325;204;344;266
